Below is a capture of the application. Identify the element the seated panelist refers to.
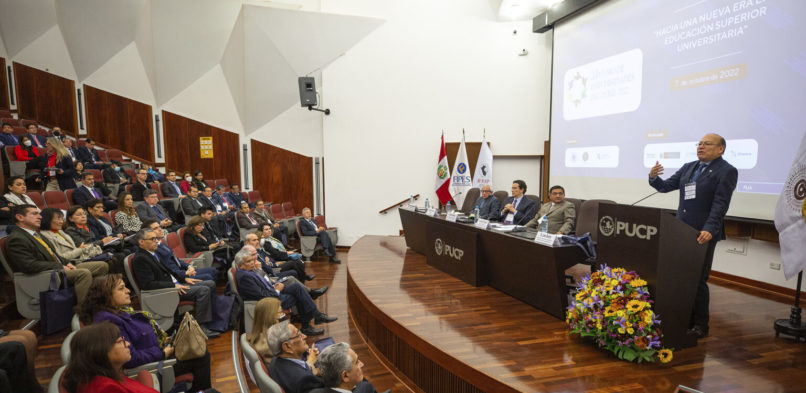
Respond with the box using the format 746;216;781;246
525;185;576;235
499;180;536;225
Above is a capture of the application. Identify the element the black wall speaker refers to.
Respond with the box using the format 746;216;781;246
298;77;318;107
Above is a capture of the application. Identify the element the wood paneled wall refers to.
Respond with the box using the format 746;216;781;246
250;139;313;212
84;85;154;162
12;62;77;132
0;58;8;109
162;111;241;185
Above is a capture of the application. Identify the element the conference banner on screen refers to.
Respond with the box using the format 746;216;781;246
549;0;806;220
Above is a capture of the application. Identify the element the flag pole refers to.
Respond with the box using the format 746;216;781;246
774;270;806;341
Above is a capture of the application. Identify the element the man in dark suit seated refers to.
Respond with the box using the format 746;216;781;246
266;320;324;393
63;138;80;163
472;185;501;220
236;202;262;232
499;179;536;225
131;227;220;337
6;205;107;304
74;172;117;211
142;219;218;283
161;171;187;199
525;185;576;235
76;138;109;170
201;186;231;237
181;186;206;217
24;124;46;148
0;123;18;146
226;184;250;207
102;160;131;196
234;246;335;336
312;342;387;393
136;190;181;232
130;168;150;202
299;208;340;264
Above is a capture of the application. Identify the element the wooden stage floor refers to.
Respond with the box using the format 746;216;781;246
347;235;806;393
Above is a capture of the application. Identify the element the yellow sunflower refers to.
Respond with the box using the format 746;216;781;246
630;279;647;287
604;308;617;317
658;349;673;363
627;300;646;312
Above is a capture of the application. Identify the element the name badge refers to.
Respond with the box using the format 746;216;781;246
684;182;696;200
425;207;437;217
445;212;458;222
475;218;490;229
402;204;415;212
534;231;559;247
49;170;56;176
504;213;515;223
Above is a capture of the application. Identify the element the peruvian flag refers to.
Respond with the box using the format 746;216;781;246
434;133;452;204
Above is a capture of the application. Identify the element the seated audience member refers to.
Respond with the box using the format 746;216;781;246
74;172;117;211
246;297;284;365
114;192;143;235
184;215;227;254
236;202;262;231
3;176;39;211
313;342;385;393
86;199;133;259
103;160;131;196
6;205;96;304
213;185;236;211
245;233;323;293
72;161;86;183
499;179;536;225
234;246;336;336
191;171;209;192
200;186;230;236
525;185;576;235
179;172;193;194
299;207;340;263
266;321;324;393
135;190;180;232
180;186;205;217
161;171;187;199
258;224;310;279
64;206;123;257
0;122;18;146
130;228;221;338
253;200;289;246
61;322;157;393
142;219;217;282
226;184;249;207
24;124;46;148
63;138;80;162
13;135;39;161
27;137;76;191
473;185;501;220
0;329;42;393
76;138;108;170
39;208;113;275
130;168;150;202
142;164;164;183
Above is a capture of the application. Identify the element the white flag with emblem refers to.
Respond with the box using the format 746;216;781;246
774;131;806;280
450;134;472;208
473;135;493;189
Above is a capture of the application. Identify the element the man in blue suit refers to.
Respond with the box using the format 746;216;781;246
472;185;501;220
649;133;738;338
234;246;336;336
74;172;117;211
142;219;218;282
499;180;536;225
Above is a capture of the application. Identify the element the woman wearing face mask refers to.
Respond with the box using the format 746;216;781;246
179;171;193;194
13;135;40;161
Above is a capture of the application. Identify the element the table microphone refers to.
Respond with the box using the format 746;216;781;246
631;191;659;206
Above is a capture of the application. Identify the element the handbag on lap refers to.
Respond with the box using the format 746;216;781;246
173;312;207;360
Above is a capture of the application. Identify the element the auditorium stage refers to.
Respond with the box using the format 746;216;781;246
346;235;806;393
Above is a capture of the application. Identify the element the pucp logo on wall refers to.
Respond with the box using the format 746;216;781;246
599;216;658;240
434;238;464;260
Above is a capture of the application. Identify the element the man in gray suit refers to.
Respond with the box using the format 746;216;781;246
136;190;181;232
525;185;576;234
471;185;501;220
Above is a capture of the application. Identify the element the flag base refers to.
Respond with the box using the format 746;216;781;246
774;271;806;342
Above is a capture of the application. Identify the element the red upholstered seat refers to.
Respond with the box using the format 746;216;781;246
43;190;69;210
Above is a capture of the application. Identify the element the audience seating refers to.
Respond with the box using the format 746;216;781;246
124;168;136;181
240;333;260;385
0;117;17;126
296;220;323;260
43;190;69;210
270;203;285;220
280;202;303;221
123;254;182;331
25;191;45;209
12;126;26;136
525;194;541;208
166;231;212;269
36;129;49;138
253;357;284;393
565;197;583;234
65;189;76;206
314;215;339;247
227;267;258;334
247;190;262;204
87;169;102;183
493;190;508;204
0;237;56;319
20;119;37;128
213;178;229;191
175;227;214;268
460;187;481;212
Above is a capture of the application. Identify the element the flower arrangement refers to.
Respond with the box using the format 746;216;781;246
566;265;673;363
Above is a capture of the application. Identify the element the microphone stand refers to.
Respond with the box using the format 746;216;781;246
774;269;806;341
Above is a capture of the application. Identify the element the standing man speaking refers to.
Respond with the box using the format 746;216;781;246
648;133;738;339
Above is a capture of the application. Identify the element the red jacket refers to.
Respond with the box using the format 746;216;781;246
13;145;39;161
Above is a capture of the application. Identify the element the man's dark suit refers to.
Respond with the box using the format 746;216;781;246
161;181;185;198
234;268;316;320
131;182;149;201
103;167;131;185
73;185;116;211
154;242;217;283
136;203;180;232
472;195;501;220
268;357;323;393
76;146;108;169
299;218;335;256
131;248;213;323
649;155;738;331
181;196;205;217
498;196;536;225
0;132;18;146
